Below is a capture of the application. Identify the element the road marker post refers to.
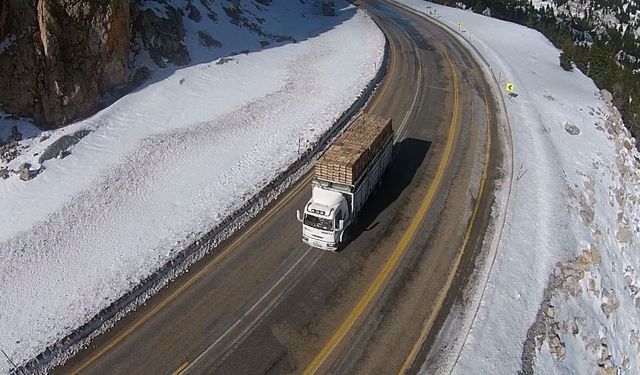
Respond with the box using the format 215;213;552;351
505;82;515;94
505;82;518;99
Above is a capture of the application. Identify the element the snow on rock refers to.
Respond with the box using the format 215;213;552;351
0;1;384;372
396;1;640;374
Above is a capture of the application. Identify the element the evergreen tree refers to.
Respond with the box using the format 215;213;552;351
559;52;574;71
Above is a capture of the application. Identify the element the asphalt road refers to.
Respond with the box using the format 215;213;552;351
58;1;501;374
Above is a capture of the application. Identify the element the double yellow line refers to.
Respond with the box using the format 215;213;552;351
302;41;462;374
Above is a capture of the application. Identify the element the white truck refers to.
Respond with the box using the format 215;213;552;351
296;114;393;251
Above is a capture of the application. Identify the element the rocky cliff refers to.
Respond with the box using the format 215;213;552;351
0;0;311;129
0;0;131;128
0;0;205;129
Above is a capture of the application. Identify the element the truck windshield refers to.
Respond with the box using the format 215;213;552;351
304;214;333;231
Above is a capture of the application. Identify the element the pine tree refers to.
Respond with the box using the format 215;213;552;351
559;52;573;71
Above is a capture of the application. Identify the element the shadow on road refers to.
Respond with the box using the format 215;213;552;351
341;137;431;250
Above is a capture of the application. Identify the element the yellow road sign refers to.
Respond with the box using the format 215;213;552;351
506;82;515;93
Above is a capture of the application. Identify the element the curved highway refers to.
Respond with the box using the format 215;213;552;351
58;1;501;374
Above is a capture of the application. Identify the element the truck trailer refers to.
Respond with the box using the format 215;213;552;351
296;114;393;251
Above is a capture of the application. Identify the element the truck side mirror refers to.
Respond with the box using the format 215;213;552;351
338;220;344;230
296;210;303;223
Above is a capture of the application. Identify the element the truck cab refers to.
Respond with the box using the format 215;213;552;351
297;185;350;251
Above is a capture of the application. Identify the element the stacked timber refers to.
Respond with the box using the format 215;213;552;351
315;114;392;185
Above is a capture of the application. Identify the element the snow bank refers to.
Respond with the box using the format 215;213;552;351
0;1;385;372
396;1;640;374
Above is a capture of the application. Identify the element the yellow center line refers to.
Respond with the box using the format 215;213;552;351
70;173;312;374
397;45;494;375
302;40;461;375
170;361;189;375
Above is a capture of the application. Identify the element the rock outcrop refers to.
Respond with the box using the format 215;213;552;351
0;1;42;123
132;1;189;68
0;0;293;130
0;0;131;128
0;0;9;41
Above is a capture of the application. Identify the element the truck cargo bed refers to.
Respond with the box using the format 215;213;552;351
315;114;392;185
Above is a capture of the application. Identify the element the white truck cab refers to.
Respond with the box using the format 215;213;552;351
297;185;350;251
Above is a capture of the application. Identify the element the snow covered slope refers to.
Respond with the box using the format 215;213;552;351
0;1;384;372
397;1;640;374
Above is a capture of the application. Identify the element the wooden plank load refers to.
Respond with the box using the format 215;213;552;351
315;114;392;185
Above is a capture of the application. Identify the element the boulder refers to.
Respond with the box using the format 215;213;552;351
198;31;221;48
321;1;335;16
0;141;19;163
616;226;632;243
623;138;634;150
568;319;579;335
601;290;620;318
18;162;36;181
601;89;613;105
38;129;91;164
186;1;201;22
11;125;22;141
548;334;566;361
545;305;555;319
564;123;580;136
133;3;189;68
